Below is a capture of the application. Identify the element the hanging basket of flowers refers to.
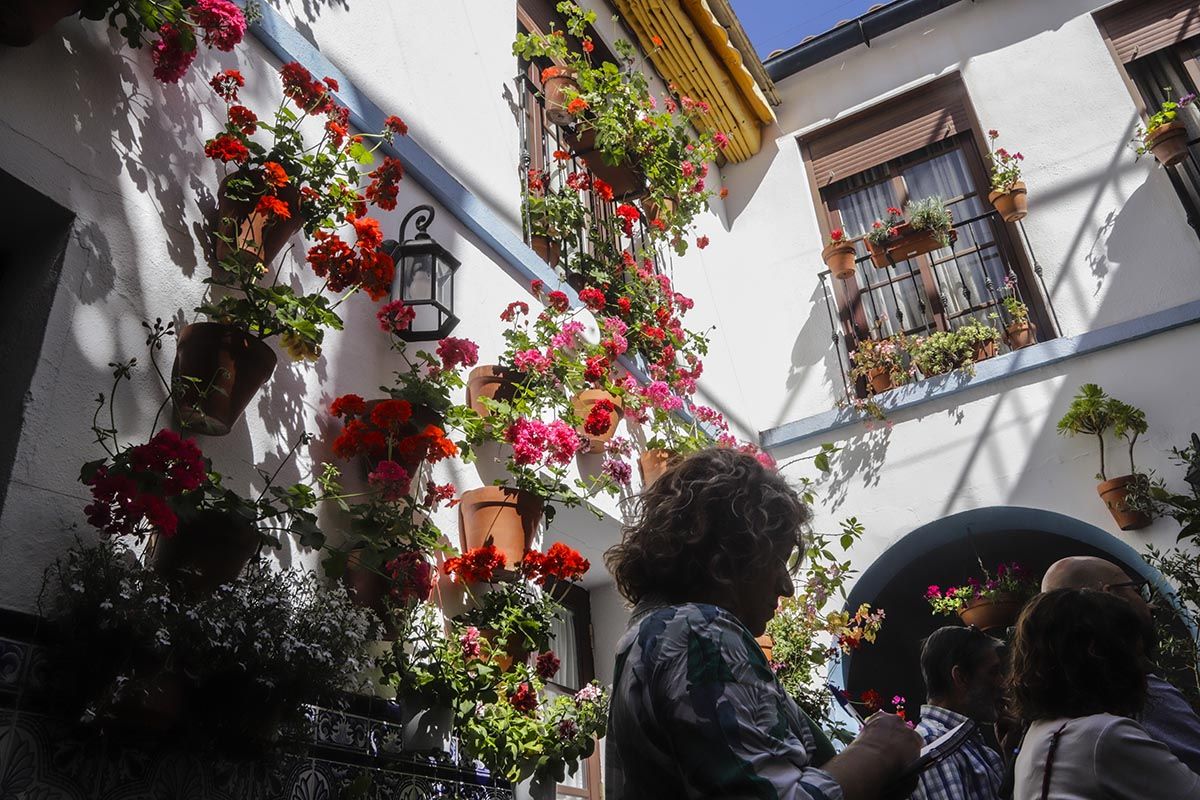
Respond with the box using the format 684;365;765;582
172;321;278;437
985;130;1028;223
1133;93;1195;168
925;562;1037;632
865;199;956;268
821;229;858;280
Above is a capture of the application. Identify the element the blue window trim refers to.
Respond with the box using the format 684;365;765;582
761;298;1200;451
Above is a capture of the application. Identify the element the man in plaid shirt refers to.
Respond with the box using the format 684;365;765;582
912;626;1006;800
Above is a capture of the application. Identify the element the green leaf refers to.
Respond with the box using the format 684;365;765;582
348;141;374;166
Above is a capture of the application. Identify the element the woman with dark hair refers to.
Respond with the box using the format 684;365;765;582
604;447;921;799
1009;588;1200;799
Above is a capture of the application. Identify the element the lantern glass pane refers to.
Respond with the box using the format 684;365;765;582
411;301;443;334
404;252;435;301
434;256;453;305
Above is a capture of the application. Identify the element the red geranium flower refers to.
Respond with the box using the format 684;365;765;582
255;195;291;220
584;399;616;436
228;104;257;135
370;399;413;431
443;541;507;583
536;650;561;681
203;134;249;164
579;287;606;312
508;682;538;713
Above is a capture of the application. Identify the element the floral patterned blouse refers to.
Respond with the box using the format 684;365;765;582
605;601;844;800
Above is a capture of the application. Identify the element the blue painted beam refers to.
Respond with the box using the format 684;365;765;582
761;298;1200;450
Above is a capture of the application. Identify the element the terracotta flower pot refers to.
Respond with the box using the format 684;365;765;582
540;67;580;127
641;196;676;224
213;170;304;274
151;510;260;597
530;235;561;268
0;0;81;47
466;365;525;418
1147;122;1190;168
563;126;647;200
972;340;998;362
868;223;955;268
865;366;894;395
343;549;398;640
638;449;677;487
988;181;1028;223
1006;321;1037;350
173;322;278;436
457;486;543;567
822;240;858;280
572;389;624;453
1097;475;1153;531
956;593;1026;632
755;634;774;663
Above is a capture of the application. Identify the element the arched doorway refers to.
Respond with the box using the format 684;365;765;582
838;506;1172;720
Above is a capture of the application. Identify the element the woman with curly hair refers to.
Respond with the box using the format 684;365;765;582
604;447;921;799
1009;588;1200;799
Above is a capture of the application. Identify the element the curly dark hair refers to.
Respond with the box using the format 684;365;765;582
1008;588;1147;721
604;447;810;606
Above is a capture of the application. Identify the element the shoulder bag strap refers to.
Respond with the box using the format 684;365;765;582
1040;723;1069;800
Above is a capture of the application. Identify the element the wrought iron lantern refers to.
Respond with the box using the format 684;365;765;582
384;204;460;341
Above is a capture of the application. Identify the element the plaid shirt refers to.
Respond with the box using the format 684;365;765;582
912;705;1004;800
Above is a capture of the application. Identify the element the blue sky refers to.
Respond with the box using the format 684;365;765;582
730;0;895;59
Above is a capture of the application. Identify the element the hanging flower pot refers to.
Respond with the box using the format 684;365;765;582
956;593;1026;632
1097;475;1153;531
1006;321;1037;350
343;549;398;640
638;449;677;487
173;322;278;436
398;696;454;753
988;181;1028;223
563;126;647;200
457;486;544;566
466;365;526;418
641;196;676;225
868;223;955;268
540;66;580;127
1146;122;1190;168
213;170;304;273
530;235;562;268
0;0;81;47
866;366;893;395
573;389;624;453
151;510;260;596
822;240;858;280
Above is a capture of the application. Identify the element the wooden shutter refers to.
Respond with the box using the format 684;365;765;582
803;75;972;187
1096;0;1200;64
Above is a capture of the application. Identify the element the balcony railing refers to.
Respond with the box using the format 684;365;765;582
818;208;1062;404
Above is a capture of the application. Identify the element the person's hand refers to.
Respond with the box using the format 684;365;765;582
853;712;922;773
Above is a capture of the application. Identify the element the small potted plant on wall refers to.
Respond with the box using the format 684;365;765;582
986;129;1028;222
955;318;1001;364
822;228;858;280
523;163;587;269
1001;275;1037;349
1057;383;1154;531
1133;91;1196;168
865;198;955;268
925;561;1037;631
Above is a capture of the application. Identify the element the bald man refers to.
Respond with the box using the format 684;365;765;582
1042;556;1200;774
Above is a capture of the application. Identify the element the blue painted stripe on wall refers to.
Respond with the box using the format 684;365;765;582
247;7;664;386
761;298;1200;450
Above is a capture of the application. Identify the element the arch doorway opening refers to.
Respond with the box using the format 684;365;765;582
839;506;1172;724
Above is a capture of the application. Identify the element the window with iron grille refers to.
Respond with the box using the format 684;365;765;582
817;135;1048;391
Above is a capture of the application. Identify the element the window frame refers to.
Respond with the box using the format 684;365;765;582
543;581;600;799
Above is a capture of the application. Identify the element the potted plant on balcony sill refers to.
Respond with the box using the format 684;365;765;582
523;162;586;269
1134;91;1196;168
865;198;955;268
1057;383;1154;531
986;129;1028;222
2;0;247;79
926;561;1037;631
849;331;915;395
955;318;1001;364
822;228;858;280
1001;275;1037;349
